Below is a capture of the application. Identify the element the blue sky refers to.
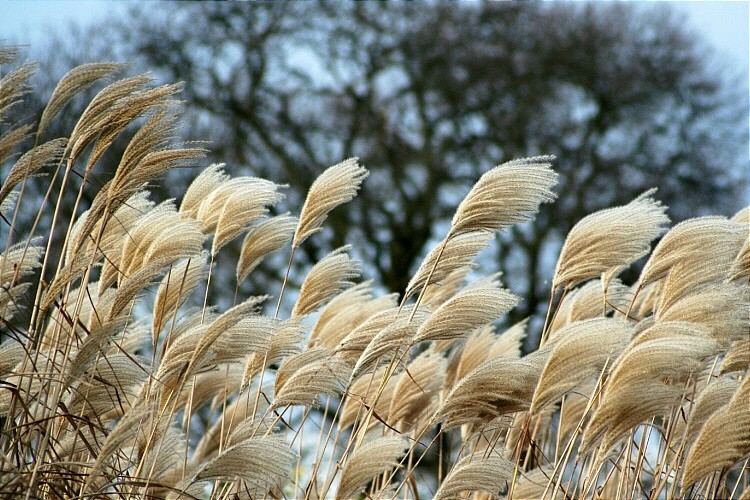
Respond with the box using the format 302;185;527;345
676;1;748;77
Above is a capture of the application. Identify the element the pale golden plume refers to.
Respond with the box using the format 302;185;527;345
180;163;228;217
531;317;633;414
236;213;297;283
310;282;397;349
388;350;446;431
434;450;514;500
449;320;526;387
553;189;668;290
732;205;750;224
720;338;750;374
335;306;408;364
413;277;518;344
639;216;745;288
729;233;750;281
212;180;284;255
272;348;351;408
437;347;550;429
38;62;123;137
681;376;739;444
293;157;369;247
683;375;750;490
152;253;209;335
422;265;474;308
450;155;558;235
339;364;401;430
335;436;406;500
582;322;718;454
185;436;295;496
351;307;430;379
657;283;749;346
291;245;361;318
0;62;37;119
0;138;67;205
404;231;492;300
0;124;34;167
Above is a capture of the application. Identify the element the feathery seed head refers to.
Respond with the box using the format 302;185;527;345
38;62;124;137
405;231;493;300
291;245;361;318
553;189;669;290
293;157;369;247
451;155;558;235
236;213;297;283
336;436;407;500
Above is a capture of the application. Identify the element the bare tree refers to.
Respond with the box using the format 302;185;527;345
17;0;748;348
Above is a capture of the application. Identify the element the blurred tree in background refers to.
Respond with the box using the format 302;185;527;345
12;1;748;349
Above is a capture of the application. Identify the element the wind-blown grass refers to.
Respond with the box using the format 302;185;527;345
0;50;748;500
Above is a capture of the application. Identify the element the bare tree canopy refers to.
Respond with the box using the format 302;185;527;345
13;1;749;348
